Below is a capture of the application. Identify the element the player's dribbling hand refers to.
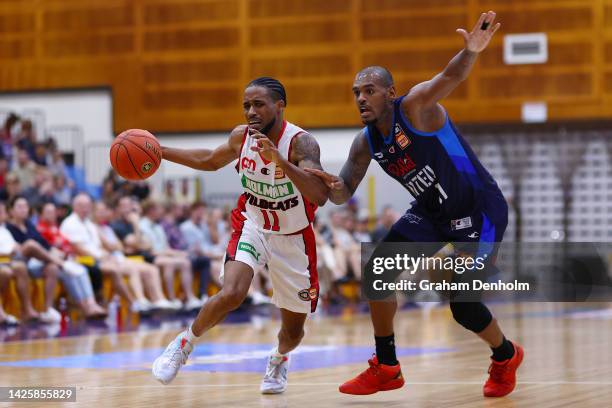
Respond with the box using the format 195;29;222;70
457;10;500;53
304;168;345;190
249;128;282;164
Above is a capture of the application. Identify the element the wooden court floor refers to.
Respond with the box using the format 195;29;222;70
1;302;611;408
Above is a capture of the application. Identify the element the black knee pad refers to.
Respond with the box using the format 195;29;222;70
449;302;493;333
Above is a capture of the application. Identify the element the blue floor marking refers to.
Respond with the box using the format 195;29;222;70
0;343;454;373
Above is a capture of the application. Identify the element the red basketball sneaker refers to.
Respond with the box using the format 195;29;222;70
339;355;404;395
483;342;524;397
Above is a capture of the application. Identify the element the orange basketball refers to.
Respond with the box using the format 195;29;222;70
110;129;161;180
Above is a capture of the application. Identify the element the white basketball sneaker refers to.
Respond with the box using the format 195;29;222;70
260;350;290;394
152;332;194;385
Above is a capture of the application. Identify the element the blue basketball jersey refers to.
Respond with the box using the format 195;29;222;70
365;96;504;223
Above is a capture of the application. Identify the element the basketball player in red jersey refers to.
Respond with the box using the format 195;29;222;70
308;11;523;398
152;77;329;394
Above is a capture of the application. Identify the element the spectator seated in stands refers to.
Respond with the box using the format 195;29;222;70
0;173;21;202
161;202;212;302
6;196;62;323
15;119;36;160
371;205;400;243
354;209;373;243
138;200;203;311
10;148;37;191
323;209;362;282
45;138;68;180
60;194;148;313
52;173;75;207
313;215;340;304
36;202;107;319
102;170;150;204
0;201;39;322
23;167;55;209
92;201;174;311
32;142;48;166
0;112;19;161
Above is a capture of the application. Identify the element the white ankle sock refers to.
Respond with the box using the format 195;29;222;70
183;326;198;344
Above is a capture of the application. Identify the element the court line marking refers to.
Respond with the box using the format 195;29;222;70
78;381;612;389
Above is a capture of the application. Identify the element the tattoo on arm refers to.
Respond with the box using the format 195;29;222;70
291;133;323;170
287;132;329;206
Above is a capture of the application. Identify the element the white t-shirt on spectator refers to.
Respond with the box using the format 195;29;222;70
334;227;356;248
139;217;169;253
98;224;125;261
60;213;104;259
0;223;17;255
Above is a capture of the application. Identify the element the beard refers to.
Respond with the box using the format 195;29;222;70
362;115;379;126
260;117;276;135
363;117;377;125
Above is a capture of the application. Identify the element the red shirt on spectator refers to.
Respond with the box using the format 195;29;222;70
37;219;74;255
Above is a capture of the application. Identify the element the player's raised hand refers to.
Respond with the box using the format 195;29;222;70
249;127;282;164
304;168;345;190
457;11;500;53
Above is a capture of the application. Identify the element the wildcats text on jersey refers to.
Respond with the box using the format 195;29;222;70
244;192;299;211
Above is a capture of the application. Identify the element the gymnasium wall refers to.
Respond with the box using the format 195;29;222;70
1;0;611;133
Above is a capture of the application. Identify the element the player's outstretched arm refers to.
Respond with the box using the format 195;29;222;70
402;11;500;124
160;125;246;171
305;130;371;205
250;129;329;206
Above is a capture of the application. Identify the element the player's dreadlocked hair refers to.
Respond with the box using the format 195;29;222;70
247;77;287;106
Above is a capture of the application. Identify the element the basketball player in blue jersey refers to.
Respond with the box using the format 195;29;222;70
307;11;524;398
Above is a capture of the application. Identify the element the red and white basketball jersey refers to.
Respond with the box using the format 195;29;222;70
236;121;316;234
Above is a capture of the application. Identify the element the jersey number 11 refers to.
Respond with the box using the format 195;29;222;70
261;209;280;232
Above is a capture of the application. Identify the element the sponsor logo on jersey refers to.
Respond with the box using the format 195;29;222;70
385;153;416;178
238;242;260;261
308;287;318;300
394;124;411;149
298;287;318;301
401;212;422;224
244;192;299;211
241;157;256;173
298;289;310;301
275;167;285;179
374;152;384;159
451;216;472;231
241;175;294;199
388;146;395;154
261;167;270;175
